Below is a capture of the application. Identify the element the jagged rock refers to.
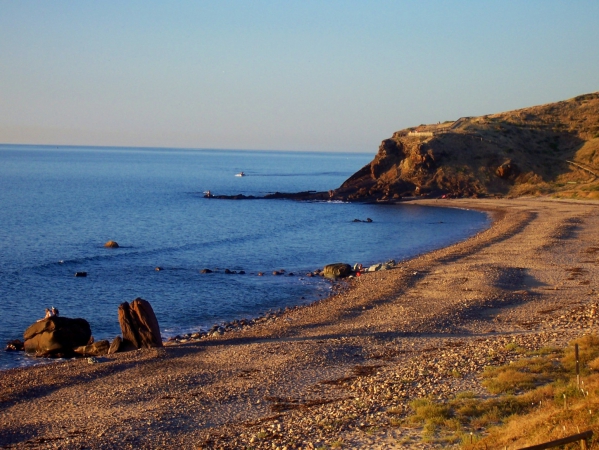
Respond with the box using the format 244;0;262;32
323;263;352;279
108;336;123;354
104;240;119;248
74;340;110;356
118;298;163;350
23;317;92;356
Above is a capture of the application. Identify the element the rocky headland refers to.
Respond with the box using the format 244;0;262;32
210;92;599;202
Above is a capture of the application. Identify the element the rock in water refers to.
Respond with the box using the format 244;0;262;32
104;240;119;248
74;340;110;356
23;317;92;357
118;298;163;350
322;263;352;279
5;339;24;352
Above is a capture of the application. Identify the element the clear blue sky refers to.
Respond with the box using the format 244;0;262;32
1;1;597;153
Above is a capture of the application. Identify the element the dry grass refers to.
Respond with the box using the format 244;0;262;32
405;335;599;448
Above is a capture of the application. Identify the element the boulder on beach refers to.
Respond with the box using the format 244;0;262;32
23;317;92;357
108;336;123;354
104;240;119;248
74;339;110;356
322;263;352;279
118;298;163;350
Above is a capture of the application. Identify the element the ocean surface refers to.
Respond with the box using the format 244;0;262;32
0;145;490;370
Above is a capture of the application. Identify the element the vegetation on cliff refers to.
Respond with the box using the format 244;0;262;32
334;92;599;200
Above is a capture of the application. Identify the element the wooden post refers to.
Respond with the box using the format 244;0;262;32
576;343;580;389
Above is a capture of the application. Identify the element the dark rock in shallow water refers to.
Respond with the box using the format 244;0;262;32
74;340;110;356
5;339;24;352
23;317;92;357
75;272;87;277
200;268;213;274
118;298;162;350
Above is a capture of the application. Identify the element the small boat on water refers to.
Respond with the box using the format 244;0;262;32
235;172;245;177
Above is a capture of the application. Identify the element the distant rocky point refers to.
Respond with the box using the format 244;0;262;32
333;92;599;200
209;92;599;201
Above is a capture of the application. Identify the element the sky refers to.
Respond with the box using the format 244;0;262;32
1;1;598;153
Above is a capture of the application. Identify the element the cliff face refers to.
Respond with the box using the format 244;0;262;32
333;92;599;200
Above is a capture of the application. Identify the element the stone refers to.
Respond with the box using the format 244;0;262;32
75;272;87;277
74;340;110;356
104;240;119;248
323;263;352;279
23;317;92;357
118;298;163;350
5;339;24;352
107;336;123;354
201;269;213;274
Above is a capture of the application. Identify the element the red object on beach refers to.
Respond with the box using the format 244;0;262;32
356;271;361;277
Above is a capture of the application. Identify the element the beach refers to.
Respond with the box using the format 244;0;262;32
1;198;599;449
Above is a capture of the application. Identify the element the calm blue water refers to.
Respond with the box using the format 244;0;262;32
0;145;490;370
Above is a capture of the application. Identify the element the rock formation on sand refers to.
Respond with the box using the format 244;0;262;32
322;263;352;280
23;317;92;357
118;298;163;350
332;92;599;200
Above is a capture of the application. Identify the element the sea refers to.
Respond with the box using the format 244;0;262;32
0;145;491;370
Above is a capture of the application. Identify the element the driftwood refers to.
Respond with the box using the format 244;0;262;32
118;298;162;350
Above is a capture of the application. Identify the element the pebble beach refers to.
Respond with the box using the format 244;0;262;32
1;198;599;449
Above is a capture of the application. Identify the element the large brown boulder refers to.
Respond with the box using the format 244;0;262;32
118;298;163;350
322;263;352;280
23;317;92;357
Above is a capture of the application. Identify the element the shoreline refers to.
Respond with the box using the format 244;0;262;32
1;201;489;372
2;198;599;449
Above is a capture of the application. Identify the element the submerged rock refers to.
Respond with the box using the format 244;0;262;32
104;240;119;248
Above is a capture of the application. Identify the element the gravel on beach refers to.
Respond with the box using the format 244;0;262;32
1;198;599;450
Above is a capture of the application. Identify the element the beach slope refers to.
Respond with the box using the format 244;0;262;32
1;198;599;449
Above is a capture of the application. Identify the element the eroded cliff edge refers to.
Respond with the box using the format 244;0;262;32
331;92;599;201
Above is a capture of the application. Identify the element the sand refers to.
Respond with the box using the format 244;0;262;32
1;198;599;449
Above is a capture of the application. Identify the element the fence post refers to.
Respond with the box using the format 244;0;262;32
575;343;580;389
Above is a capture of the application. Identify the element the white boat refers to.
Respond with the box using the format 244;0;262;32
235;172;245;177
